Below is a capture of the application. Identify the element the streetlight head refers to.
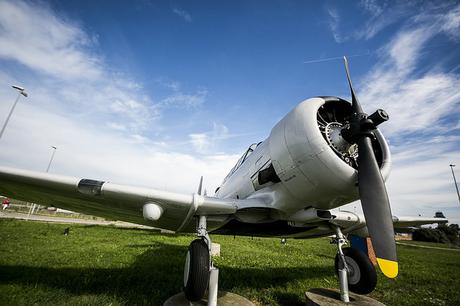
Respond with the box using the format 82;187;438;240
12;85;28;97
450;164;456;167
12;85;25;91
51;146;57;149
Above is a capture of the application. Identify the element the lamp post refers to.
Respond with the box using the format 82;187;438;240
46;146;57;173
449;164;460;205
0;85;28;140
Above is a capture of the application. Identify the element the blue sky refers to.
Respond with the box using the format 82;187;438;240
0;0;459;223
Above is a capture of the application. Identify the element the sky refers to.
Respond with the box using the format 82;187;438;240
0;0;459;224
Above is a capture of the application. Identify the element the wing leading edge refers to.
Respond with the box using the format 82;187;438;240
0;166;260;232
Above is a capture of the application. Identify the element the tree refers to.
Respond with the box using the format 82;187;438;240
412;228;449;243
412;224;459;244
438;224;459;243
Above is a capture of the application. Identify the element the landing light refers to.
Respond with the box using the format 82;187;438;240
143;203;163;221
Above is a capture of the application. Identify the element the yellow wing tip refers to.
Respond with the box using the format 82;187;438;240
377;258;398;278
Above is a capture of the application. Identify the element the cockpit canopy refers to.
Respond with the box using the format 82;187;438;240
222;142;260;183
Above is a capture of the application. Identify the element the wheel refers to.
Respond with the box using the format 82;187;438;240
334;247;377;294
183;239;210;301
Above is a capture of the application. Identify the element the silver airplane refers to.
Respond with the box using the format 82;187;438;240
0;58;447;302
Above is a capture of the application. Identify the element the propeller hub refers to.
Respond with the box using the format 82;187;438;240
325;122;358;159
368;109;389;127
341;112;365;143
341;109;388;143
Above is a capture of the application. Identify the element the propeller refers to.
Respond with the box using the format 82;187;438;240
341;56;398;278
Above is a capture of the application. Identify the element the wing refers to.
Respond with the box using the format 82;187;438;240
0;166;264;233
284;210;449;239
392;216;448;228
329;210;448;236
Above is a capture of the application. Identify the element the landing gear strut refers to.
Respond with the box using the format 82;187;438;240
331;226;377;302
332;226;350;302
183;216;219;306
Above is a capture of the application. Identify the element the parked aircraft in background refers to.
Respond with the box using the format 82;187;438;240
0;58;447;303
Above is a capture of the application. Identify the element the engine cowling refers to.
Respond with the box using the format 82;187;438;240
268;97;391;210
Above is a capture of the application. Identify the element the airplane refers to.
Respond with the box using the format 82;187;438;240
0;57;448;303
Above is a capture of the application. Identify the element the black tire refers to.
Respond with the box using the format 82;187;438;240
334;247;377;294
183;239;210;301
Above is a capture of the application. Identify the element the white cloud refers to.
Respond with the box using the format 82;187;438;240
0;104;238;193
189;133;209;152
326;2;402;43
353;0;411;40
0;0;101;81
161;89;208;109
359;0;384;17
360;16;460;137
155;78;208;109
326;1;457;42
0;0;235;195
356;4;460;223
387;147;460;224
387;27;430;72
0;0;159;133
326;7;346;43
188;123;230;154
172;7;192;22
440;4;460;39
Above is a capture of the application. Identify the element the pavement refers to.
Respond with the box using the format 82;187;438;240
305;288;386;306
0;211;155;230
396;241;460;251
164;291;254;306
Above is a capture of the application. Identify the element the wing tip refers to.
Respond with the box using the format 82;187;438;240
377;257;398;278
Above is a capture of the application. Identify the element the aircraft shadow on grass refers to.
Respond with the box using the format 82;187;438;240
0;241;333;305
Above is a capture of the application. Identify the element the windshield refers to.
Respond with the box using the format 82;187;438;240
222;142;260;183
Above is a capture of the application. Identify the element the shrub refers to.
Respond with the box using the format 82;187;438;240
437;224;459;243
412;228;450;243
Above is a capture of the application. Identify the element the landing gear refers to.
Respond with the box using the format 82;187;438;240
183;216;218;306
332;226;350;302
334;247;377;294
184;238;210;301
331;226;377;302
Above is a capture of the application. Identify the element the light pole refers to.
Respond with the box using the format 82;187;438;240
449;164;460;205
0;85;28;140
46;146;57;173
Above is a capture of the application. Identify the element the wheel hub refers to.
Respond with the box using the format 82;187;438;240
345;256;361;285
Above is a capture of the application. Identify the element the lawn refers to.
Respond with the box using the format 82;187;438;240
0;219;459;306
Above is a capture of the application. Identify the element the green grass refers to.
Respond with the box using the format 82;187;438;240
0;219;459;306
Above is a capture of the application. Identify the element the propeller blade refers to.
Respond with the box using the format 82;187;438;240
343;56;363;114
340;56;397;278
357;136;398;278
